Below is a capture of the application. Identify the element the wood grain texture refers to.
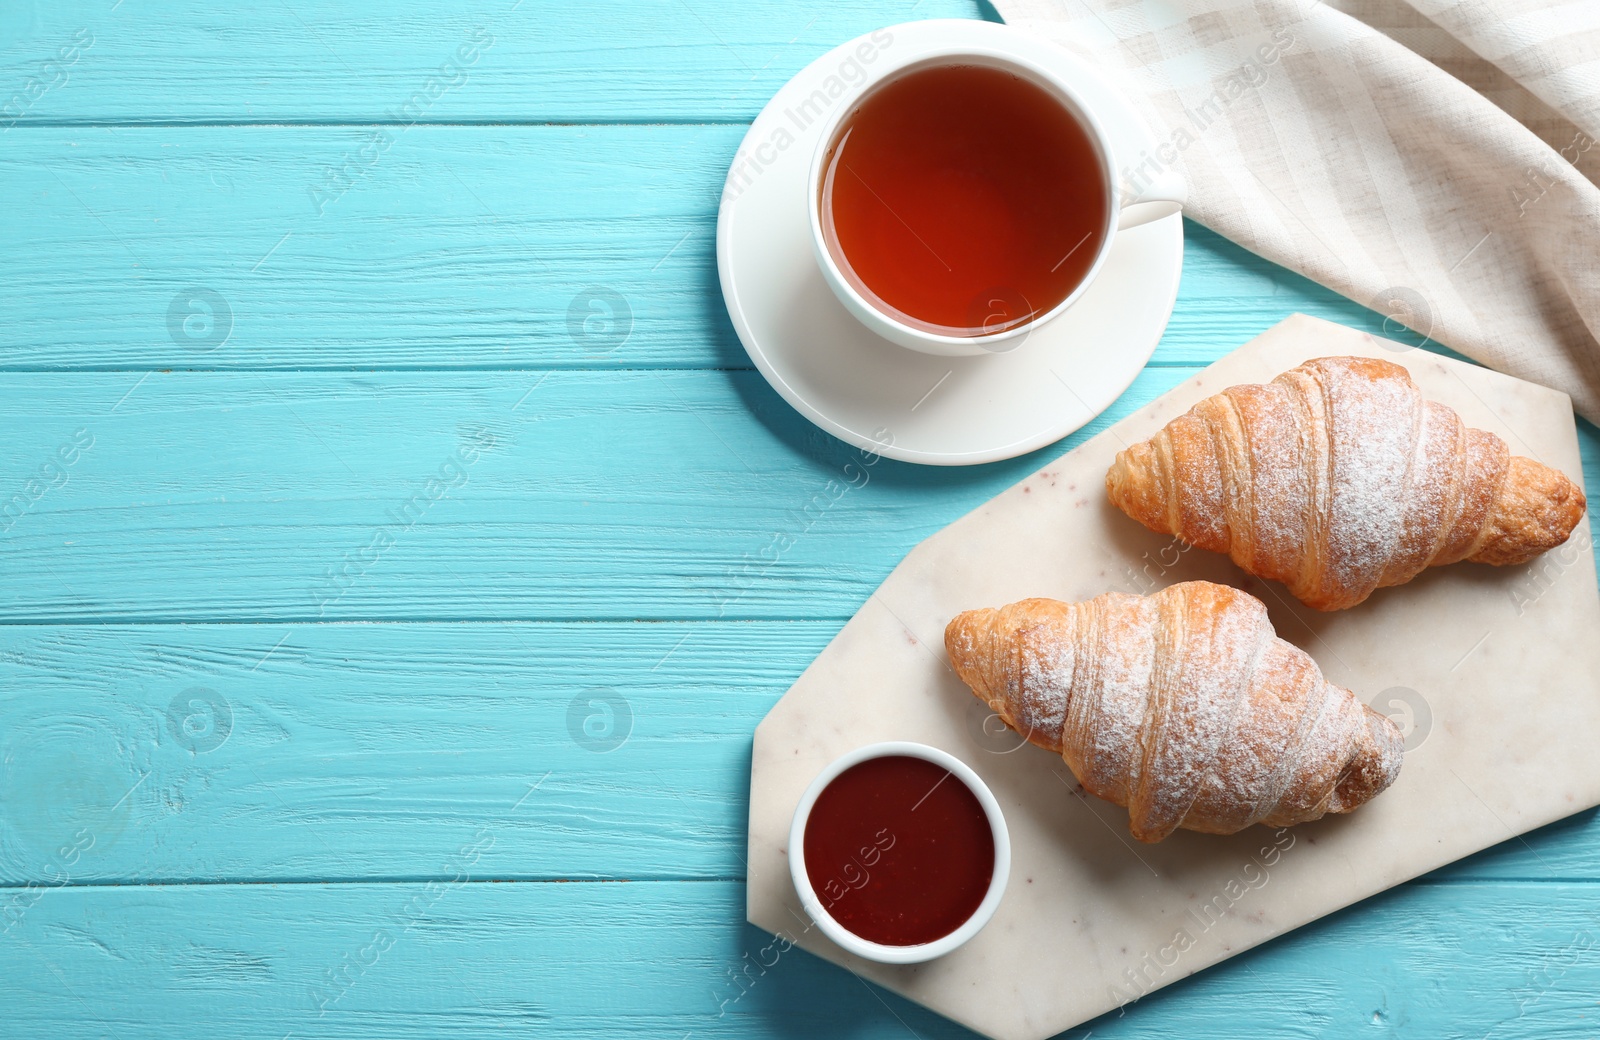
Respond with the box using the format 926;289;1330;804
0;621;834;885
0;124;1421;372
5;0;1600;1034
4;879;1600;1039
0;0;981;125
0;368;1199;623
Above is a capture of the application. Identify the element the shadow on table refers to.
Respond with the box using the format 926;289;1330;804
723;921;985;1040
720;362;1055;488
691;247;1067;492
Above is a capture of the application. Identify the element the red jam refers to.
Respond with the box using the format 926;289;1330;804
802;754;995;946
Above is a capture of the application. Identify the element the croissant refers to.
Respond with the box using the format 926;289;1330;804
945;581;1403;843
1106;355;1586;610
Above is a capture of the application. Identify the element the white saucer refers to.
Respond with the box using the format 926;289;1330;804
715;19;1184;466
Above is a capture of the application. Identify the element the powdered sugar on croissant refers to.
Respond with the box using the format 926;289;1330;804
945;581;1403;843
1106;355;1586;610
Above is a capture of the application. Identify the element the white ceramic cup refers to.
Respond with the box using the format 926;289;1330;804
806;38;1186;357
788;741;1011;964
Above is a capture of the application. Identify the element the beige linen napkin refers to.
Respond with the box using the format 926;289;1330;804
992;0;1600;423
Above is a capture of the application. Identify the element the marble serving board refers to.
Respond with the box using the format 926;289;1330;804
745;314;1600;1040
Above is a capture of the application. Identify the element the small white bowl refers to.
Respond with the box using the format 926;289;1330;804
788;741;1010;964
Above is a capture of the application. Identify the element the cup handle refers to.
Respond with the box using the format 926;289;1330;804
1116;166;1187;230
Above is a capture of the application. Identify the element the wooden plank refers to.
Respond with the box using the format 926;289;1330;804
1174;222;1439;359
2;125;744;372
3;878;1600;1038
0;1;982;126
2;363;1590;624
0;126;1408;371
3;618;1595;887
0;621;833;886
0;367;1200;623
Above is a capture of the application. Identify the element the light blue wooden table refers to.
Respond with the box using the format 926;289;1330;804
3;2;1598;1036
